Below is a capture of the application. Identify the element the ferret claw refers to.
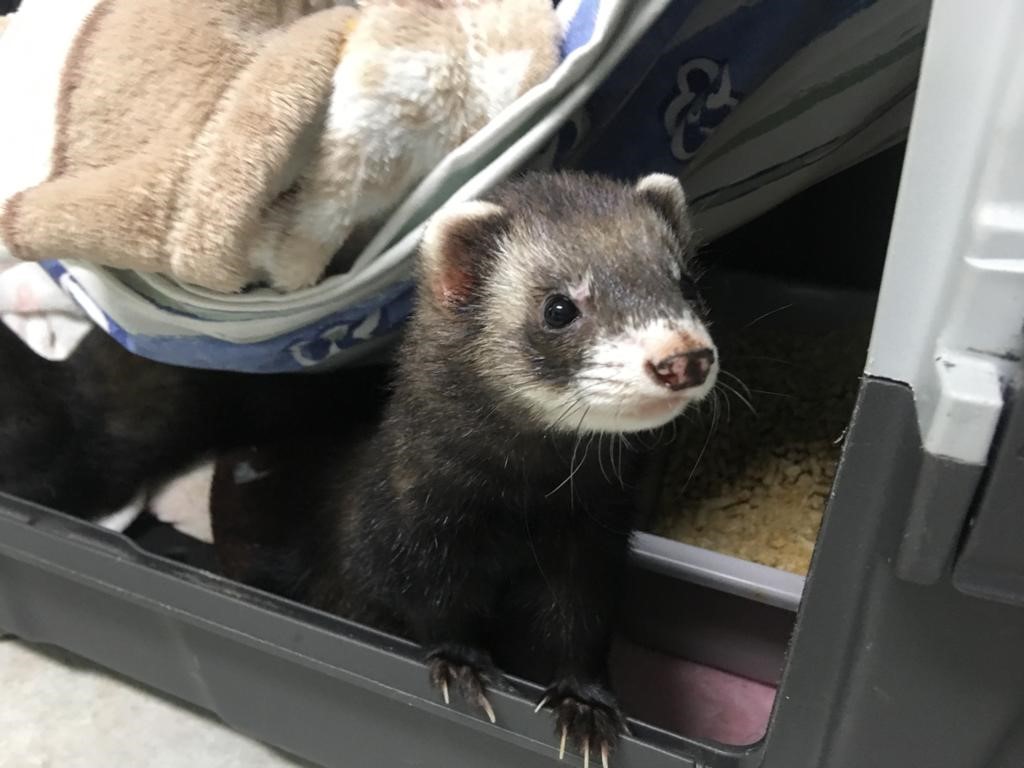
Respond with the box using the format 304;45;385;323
479;694;497;724
426;647;497;724
534;696;549;714
542;680;625;767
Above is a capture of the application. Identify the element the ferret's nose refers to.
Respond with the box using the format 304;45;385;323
647;348;715;391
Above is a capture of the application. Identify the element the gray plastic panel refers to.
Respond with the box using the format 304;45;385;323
895;453;983;585
633;534;803;612
0;492;795;768
8;379;1024;768
955;369;1024;607
760;377;1024;768
866;0;1023;468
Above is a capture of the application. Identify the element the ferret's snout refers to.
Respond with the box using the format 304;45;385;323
647;348;716;391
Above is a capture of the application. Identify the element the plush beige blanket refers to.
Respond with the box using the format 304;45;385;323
0;0;558;292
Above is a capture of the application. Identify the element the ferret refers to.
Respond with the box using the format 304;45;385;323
0;324;387;522
211;171;718;765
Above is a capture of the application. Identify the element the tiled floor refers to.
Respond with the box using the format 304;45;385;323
0;639;309;768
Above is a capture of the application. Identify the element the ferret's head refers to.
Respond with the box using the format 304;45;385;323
417;172;718;434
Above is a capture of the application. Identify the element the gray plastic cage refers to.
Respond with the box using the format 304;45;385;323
2;0;1024;766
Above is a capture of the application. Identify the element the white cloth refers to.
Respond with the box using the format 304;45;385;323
0;257;91;360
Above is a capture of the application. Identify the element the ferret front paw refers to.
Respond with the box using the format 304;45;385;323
426;643;498;724
536;679;626;768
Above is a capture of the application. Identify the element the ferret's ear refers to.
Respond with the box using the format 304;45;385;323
419;200;509;309
636;173;694;249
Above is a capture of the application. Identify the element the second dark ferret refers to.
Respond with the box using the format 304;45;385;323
212;171;719;764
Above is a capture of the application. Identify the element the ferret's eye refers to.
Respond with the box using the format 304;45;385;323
543;294;580;330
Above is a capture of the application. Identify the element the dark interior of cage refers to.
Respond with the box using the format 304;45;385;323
121;143;905;750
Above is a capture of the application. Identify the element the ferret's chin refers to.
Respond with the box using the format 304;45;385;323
531;383;716;434
582;377;719;433
574;397;690;434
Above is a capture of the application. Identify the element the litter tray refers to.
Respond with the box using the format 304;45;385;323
0;492;801;767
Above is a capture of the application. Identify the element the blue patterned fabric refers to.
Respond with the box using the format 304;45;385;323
39;0;927;372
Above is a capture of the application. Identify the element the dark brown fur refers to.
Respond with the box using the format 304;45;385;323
212;171;713;760
0;325;387;518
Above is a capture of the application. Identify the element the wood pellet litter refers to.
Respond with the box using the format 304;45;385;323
652;310;874;576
